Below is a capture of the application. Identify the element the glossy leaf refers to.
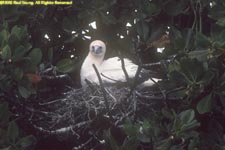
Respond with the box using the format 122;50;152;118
180;58;204;83
13;45;30;61
103;130;119;150
28;48;42;65
137;20;149;41
197;94;212;114
7;121;19;143
56;58;74;73
17;135;36;148
143;2;159;15
179;109;195;124
195;33;211;48
0;103;10;124
1;45;11;60
164;1;186;16
18;86;31;98
188;50;210;62
216;17;225;27
13;67;24;81
123;123;139;137
11;25;27;39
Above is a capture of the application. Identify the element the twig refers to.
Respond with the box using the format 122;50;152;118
41;74;69;79
38;98;67;106
142;62;162;67
85;79;96;91
118;52;130;84
73;138;93;150
166;86;186;95
30;120;92;134
101;73;120;82
92;64;112;120
135;91;182;101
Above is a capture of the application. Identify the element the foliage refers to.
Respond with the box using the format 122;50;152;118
0;0;225;150
104;109;200;150
0;103;36;150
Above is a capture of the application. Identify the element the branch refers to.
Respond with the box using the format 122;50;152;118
73;138;93;150
142;62;162;67
41;74;69;79
118;52;130;84
30;120;91;135
92;64;112;120
135;91;182;101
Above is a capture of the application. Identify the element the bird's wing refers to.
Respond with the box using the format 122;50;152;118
100;57;138;83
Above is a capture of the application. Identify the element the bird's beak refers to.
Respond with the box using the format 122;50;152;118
92;46;102;54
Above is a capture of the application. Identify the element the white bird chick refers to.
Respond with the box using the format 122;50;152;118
80;40;159;87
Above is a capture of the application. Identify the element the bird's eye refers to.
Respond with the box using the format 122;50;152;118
98;46;102;50
91;46;95;50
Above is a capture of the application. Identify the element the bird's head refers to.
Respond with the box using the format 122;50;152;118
89;40;106;57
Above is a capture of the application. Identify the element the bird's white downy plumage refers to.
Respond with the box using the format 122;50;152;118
80;40;159;87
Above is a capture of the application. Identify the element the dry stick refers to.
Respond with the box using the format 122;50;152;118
101;73;120;82
135;91;182;101
41;74;68;79
142;62;161;67
119;52;140;121
92;64;112;120
73;137;93;150
30;120;92;135
118;52;130;84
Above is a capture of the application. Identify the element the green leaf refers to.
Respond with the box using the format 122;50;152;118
28;48;42;65
164;1;186;16
179;109;195;124
180;120;200;131
1;45;11;60
208;4;225;19
56;58;74;73
18;86;31;98
180;58;204;83
156;138;171;150
0;146;11;150
161;108;174;120
143;2;159;15
11;25;27;39
13;45;28;61
197;93;212;114
7;121;19;143
0;103;10;124
8;34;19;50
17;135;36;148
0;29;9;42
170;27;185;49
216;17;225;27
13;67;24;81
188;139;199;150
136;20;149;41
123;122;139;137
188;50;210;62
215;30;225;47
103;130;119;150
195;33;211;48
198;71;215;85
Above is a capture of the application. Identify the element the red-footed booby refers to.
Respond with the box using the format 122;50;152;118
80;40;160;87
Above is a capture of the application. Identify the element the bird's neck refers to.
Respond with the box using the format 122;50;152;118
84;53;104;67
